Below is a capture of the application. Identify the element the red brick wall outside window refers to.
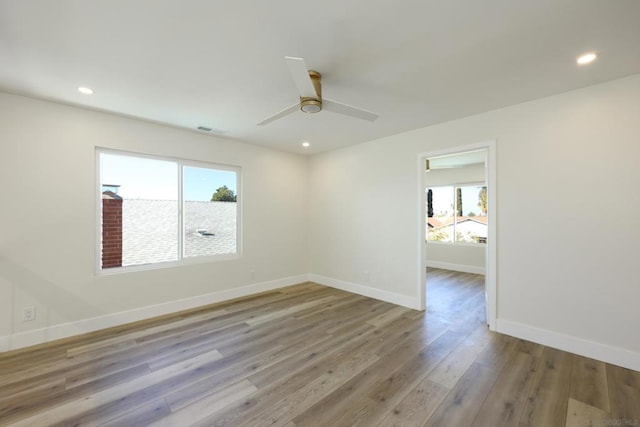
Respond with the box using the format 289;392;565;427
101;192;123;268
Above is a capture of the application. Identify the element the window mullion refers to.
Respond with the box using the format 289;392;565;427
178;163;184;261
453;187;457;242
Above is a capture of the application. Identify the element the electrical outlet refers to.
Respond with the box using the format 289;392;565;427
364;271;370;282
250;270;255;280
23;306;36;322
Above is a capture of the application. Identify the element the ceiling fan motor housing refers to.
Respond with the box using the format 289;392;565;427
300;97;322;113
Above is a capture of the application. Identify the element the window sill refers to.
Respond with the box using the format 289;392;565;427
426;240;486;248
95;252;240;276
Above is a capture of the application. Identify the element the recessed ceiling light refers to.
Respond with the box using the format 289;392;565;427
577;52;597;65
302;141;310;148
78;86;93;95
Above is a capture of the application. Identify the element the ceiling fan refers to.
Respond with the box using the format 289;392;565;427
257;56;379;126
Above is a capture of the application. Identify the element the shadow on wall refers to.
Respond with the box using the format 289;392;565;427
0;256;103;344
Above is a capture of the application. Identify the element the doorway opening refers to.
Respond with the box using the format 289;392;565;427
426;267;487;329
417;142;496;330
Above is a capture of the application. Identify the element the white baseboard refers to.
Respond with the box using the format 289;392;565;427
309;274;420;310
0;274;309;353
426;260;485;275
497;319;640;372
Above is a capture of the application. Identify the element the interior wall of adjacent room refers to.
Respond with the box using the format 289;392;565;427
0;92;309;344
308;73;640;361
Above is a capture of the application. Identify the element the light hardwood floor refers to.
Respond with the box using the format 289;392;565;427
1;268;638;426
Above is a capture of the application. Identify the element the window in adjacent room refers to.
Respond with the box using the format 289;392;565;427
426;184;487;244
97;149;240;272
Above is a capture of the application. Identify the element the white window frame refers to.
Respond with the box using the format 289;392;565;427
426;182;486;245
95;147;242;275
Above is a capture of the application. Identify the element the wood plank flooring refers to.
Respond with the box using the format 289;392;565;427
1;268;639;426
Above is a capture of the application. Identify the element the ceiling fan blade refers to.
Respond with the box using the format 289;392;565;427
284;56;318;98
257;103;299;126
323;99;379;122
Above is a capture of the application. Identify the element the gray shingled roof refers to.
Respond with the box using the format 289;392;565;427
121;200;236;266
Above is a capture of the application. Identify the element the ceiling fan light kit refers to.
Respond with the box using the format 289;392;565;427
300;97;322;113
257;56;378;125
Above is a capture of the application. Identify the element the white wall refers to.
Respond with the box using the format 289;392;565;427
426;243;485;274
426;162;486;273
309;74;640;370
0;92;309;350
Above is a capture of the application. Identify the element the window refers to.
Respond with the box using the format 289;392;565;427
97;149;240;272
427;184;487;244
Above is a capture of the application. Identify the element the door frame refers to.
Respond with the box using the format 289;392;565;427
416;140;497;330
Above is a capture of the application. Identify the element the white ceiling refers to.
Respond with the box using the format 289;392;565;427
1;1;639;155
